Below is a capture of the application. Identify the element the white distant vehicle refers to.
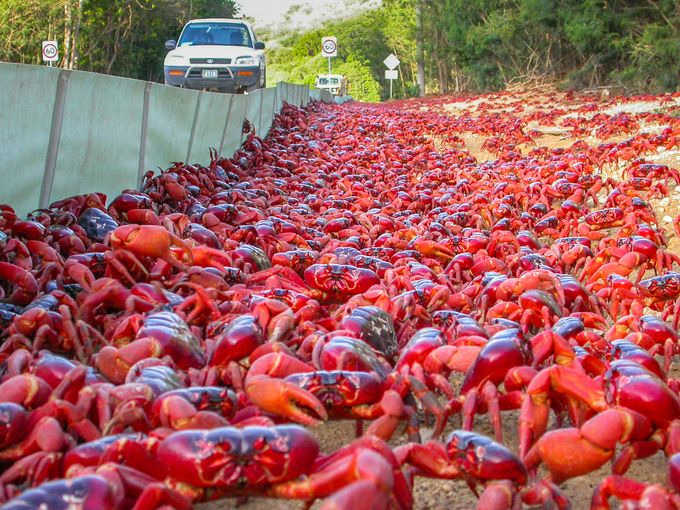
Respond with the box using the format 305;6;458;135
315;74;347;96
163;18;266;93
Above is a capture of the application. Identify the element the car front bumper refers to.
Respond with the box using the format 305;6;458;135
164;65;260;91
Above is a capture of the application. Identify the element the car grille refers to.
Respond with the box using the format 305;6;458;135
187;68;232;79
190;58;231;64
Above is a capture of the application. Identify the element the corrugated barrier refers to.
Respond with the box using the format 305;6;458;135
0;62;334;217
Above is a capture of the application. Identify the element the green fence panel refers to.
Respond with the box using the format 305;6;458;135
0;63;59;217
0;69;311;216
144;83;200;176
274;82;284;111
296;84;302;104
288;83;297;105
276;82;290;107
50;71;144;206
287;83;294;105
284;82;293;106
297;85;304;106
259;88;276;138
283;83;293;104
220;94;247;157
245;89;263;137
189;91;231;165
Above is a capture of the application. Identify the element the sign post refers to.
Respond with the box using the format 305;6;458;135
383;53;400;100
42;40;59;67
385;70;398;99
321;36;337;74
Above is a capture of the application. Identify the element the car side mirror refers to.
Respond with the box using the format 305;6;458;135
254;41;265;50
165;40;177;50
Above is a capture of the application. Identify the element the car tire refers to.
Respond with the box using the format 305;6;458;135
259;70;266;89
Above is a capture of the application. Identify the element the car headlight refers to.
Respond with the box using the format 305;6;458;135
235;56;256;65
165;55;187;65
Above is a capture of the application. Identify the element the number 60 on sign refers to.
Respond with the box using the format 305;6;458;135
42;41;59;63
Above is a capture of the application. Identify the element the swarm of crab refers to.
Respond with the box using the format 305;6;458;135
0;89;679;510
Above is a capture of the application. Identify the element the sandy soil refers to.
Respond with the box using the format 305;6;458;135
199;90;680;509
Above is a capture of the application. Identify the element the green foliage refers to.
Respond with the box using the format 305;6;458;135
0;0;64;64
265;0;414;101
426;0;680;94
336;56;381;102
269;40;385;103
0;0;237;81
621;22;680;92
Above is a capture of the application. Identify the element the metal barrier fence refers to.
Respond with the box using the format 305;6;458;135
0;62;334;216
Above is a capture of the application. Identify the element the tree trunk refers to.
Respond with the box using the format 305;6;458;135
438;60;449;94
106;3;133;75
71;0;83;69
64;1;72;68
415;0;425;97
398;64;406;97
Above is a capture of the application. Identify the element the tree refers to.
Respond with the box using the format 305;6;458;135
0;0;66;65
415;0;425;96
0;0;236;80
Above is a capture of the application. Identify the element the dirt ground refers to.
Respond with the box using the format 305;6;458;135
199;91;679;509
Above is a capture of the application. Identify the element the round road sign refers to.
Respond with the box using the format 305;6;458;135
321;37;337;58
322;40;336;54
42;41;59;62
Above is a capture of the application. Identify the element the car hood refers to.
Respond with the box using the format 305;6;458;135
165;45;260;65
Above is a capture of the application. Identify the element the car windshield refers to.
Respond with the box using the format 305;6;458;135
178;22;252;47
317;77;329;86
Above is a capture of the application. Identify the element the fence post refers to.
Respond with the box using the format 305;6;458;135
258;92;264;137
218;94;235;156
39;70;71;209
185;92;203;163
137;82;152;189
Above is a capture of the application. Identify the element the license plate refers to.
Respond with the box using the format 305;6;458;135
202;69;218;79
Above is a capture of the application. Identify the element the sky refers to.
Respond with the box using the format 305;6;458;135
238;0;381;31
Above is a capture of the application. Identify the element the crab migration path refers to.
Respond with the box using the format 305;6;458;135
0;90;679;510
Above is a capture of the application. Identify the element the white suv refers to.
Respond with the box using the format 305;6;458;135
164;19;266;93
315;74;347;96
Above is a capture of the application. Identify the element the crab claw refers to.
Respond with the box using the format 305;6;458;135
0;261;38;306
110;224;192;269
319;480;390;510
410;237;454;261
245;375;328;426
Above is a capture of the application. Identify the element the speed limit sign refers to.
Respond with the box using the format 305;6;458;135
321;37;337;58
42;41;59;63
